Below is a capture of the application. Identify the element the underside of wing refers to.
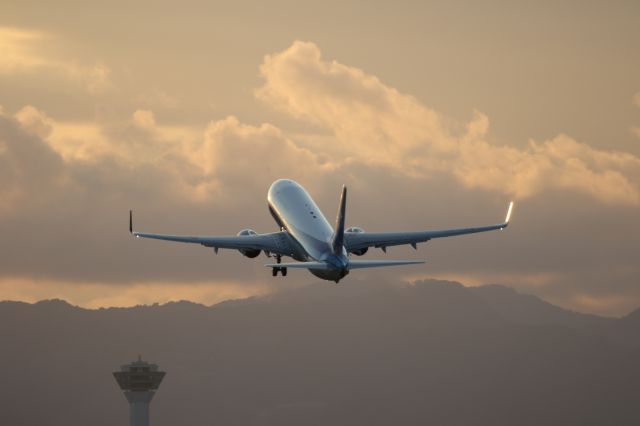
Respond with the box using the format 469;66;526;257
133;230;295;256
129;210;296;256
345;202;513;252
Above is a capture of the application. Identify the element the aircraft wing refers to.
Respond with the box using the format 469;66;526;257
130;211;296;256
345;202;513;252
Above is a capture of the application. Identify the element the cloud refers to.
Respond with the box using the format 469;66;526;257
132;109;157;129
1;40;639;315
0;102;378;308
77;63;112;95
136;88;181;109
192;115;336;202
0;107;66;214
0;27;48;72
0;104;340;287
257;41;640;205
14;105;54;138
1;103;333;213
572;293;636;316
0;26;112;94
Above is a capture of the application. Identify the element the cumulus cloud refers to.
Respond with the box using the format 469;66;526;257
1;104;332;215
0;27;112;94
257;41;640;205
0;108;66;214
14;105;54;138
0;104;335;303
191;116;335;202
1;40;639;314
132;109;157;129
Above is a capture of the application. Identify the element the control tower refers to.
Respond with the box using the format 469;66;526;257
113;356;166;426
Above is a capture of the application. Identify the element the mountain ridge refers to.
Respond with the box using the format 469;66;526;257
1;279;638;426
0;279;629;320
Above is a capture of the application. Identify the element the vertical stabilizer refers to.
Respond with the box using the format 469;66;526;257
332;185;347;255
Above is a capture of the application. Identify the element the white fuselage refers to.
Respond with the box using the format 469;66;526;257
267;179;349;281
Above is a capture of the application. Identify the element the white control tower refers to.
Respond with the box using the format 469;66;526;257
113;356;166;426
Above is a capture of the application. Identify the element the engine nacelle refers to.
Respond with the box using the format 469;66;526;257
345;226;368;256
236;229;261;258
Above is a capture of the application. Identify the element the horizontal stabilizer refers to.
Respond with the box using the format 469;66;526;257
348;259;425;269
265;260;425;270
264;261;332;270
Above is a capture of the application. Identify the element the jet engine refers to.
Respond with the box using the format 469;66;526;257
345;226;368;256
236;229;261;258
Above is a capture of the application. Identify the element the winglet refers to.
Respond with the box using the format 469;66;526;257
505;201;514;224
331;185;347;255
129;210;133;234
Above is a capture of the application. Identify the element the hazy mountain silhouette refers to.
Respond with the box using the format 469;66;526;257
1;279;638;426
469;284;614;328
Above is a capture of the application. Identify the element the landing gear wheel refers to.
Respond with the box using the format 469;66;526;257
272;266;287;277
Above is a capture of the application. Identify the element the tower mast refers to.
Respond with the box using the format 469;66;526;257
113;357;166;426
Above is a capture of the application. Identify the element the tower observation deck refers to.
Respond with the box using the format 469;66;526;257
113;356;166;426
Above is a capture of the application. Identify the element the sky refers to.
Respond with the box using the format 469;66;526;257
0;0;638;315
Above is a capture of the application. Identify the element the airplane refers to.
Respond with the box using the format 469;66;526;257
129;179;514;283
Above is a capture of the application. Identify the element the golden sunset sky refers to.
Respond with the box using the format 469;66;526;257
1;1;639;315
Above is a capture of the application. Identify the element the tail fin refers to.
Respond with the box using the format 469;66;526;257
332;185;347;255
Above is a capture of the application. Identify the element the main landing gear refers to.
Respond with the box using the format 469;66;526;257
271;254;288;277
272;267;287;277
